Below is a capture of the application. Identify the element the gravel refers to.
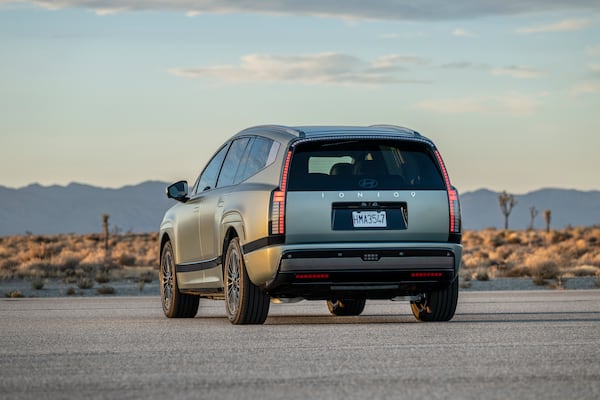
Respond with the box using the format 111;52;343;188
1;276;597;298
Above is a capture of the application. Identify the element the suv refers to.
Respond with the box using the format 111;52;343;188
159;125;462;324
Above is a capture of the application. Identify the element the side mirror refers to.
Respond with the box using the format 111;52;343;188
166;181;189;202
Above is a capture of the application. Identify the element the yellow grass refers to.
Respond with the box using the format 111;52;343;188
461;227;600;280
1;227;599;282
0;232;158;281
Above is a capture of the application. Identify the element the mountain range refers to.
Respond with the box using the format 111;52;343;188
0;182;598;236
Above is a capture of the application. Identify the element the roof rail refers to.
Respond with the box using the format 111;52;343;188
368;124;421;136
238;124;305;137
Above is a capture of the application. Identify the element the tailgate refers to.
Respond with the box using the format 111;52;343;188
285;190;449;244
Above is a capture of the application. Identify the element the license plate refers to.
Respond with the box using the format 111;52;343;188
352;211;387;228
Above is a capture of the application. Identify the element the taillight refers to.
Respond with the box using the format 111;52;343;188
270;150;293;235
434;150;461;234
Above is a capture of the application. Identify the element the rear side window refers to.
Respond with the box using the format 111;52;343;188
287;140;445;191
216;136;280;188
236;137;277;183
217;138;251;188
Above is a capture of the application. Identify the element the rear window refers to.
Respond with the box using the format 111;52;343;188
287;140;445;191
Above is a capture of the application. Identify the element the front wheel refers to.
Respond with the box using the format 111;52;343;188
224;238;270;325
327;298;366;316
160;240;199;318
410;278;459;322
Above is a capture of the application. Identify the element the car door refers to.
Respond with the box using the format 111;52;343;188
198;137;251;262
175;143;229;265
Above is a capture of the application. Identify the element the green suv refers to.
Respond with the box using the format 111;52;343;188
159;125;462;324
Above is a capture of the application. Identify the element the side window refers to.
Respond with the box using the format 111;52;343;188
196;144;229;193
235;137;275;183
216;138;251;188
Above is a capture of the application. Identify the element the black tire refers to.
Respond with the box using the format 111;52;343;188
410;278;459;322
160;241;199;318
224;238;270;325
327;298;366;316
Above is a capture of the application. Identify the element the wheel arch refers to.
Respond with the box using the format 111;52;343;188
159;232;172;261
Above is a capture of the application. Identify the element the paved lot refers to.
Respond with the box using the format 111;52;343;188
1;291;599;400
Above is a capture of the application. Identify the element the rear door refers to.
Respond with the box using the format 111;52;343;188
284;139;450;244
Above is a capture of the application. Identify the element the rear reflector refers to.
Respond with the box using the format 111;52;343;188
295;273;330;280
411;272;443;278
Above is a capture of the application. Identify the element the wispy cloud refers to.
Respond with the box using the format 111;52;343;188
2;1;598;21
169;53;429;85
589;64;600;72
492;66;543;79
516;18;592;34
414;92;548;115
452;28;474;37
571;81;600;95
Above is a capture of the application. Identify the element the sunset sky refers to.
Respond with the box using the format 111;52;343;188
1;1;599;193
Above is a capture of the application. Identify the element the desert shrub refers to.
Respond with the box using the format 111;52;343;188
118;253;136;266
475;267;490;281
77;277;94;289
566;265;600;277
57;256;81;271
5;290;24;298
577;251;600;267
95;272;111;283
97;286;115;295
506;232;522;245
65;287;76;296
137;281;145;291
498;265;530;278
533;260;560;280
31;279;45;290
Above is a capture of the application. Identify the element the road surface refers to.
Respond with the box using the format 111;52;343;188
1;291;599;399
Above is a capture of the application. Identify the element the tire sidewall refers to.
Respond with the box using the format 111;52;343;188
224;238;244;323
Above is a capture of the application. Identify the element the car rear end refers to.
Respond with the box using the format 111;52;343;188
261;126;462;300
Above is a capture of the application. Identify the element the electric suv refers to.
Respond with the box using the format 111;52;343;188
159;125;462;324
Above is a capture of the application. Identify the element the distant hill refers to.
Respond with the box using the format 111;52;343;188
0;182;598;235
460;188;600;230
0;181;173;236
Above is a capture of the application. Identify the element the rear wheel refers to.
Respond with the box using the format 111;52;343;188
224;238;270;325
410;278;459;322
160;240;199;318
327;298;366;316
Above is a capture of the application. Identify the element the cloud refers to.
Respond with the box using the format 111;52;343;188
169;53;429;85
414;92;548;115
452;28;474;37
571;81;600;95
589;64;600;72
492;66;544;79
2;0;598;21
516;18;592;34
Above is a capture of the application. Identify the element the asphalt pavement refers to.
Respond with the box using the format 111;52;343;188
1;291;599;400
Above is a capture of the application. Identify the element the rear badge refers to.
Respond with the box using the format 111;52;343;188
358;178;379;189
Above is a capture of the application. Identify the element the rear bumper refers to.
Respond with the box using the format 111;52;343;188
251;244;462;300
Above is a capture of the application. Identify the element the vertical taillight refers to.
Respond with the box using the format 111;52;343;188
434;150;461;234
270;150;293;235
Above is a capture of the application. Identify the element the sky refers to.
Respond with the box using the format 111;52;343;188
0;0;599;194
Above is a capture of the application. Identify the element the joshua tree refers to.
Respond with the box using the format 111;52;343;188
528;206;539;231
498;191;517;230
102;213;111;272
543;209;551;233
